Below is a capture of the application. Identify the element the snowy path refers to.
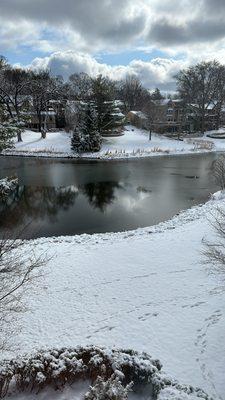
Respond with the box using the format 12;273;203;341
4;196;224;400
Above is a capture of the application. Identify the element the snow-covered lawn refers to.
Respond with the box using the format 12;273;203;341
3;193;225;399
2;125;225;159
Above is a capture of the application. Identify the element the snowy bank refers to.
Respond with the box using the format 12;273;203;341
2;192;225;399
1;125;225;160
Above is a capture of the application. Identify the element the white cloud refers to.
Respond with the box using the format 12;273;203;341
0;18;43;51
28;51;187;90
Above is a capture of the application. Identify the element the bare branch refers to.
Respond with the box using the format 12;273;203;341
0;229;47;351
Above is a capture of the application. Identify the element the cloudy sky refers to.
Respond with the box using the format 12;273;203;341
1;0;225;90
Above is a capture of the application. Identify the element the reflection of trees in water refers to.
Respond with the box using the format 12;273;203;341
0;180;123;237
0;185;78;230
81;181;123;212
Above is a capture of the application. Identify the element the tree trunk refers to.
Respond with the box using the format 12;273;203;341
6;103;13;119
149;129;152;141
38;115;42;133
201;112;205;135
41;130;46;139
215;110;221;130
17;131;22;142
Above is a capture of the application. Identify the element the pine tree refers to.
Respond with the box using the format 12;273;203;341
71;101;102;153
90;76;125;136
87;102;102;151
101;101;125;136
71;104;88;153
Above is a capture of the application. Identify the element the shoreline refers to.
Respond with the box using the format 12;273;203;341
0;148;219;161
20;189;220;245
1;125;223;161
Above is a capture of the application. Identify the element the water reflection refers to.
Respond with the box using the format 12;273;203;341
0;182;126;236
81;181;123;212
0;182;124;222
0;154;219;238
0;186;79;231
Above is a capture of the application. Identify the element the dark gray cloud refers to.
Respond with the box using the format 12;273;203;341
0;0;225;53
204;0;225;14
148;17;225;46
0;0;146;49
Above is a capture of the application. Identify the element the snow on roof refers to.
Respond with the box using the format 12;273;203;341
189;103;199;108
129;110;147;119
189;102;218;111
114;100;124;106
152;99;171;106
172;99;183;103
206;102;217;110
111;112;125;118
49;100;63;104
40;111;56;115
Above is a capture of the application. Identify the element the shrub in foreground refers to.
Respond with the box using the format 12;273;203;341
0;346;210;399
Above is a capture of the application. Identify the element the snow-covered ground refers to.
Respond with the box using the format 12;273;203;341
2;125;225;159
3;192;225;399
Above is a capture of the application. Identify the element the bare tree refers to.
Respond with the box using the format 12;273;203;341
119;75;147;112
212;154;225;190
143;99;167;138
142;100;157;140
175;60;225;134
30;71;60;137
203;207;225;273
203;156;225;272
68;72;92;101
213;64;225;129
0;232;45;351
0;67;31;141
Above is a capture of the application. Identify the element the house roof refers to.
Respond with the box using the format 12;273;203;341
129;110;147;119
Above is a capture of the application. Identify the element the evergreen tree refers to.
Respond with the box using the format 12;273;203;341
71;103;88;153
101;101;125;136
71;101;102;153
91;75;124;136
87;103;102;151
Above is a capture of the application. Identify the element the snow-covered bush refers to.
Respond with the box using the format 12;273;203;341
0;177;18;199
0;106;25;149
84;374;133;400
0;121;17;151
0;346;210;399
189;139;214;151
